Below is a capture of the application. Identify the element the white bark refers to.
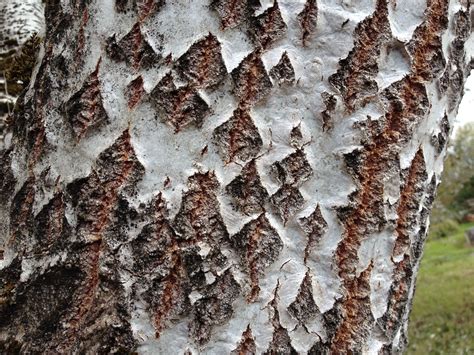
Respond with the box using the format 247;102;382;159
0;0;472;353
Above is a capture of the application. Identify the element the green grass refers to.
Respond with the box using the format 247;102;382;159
407;222;474;354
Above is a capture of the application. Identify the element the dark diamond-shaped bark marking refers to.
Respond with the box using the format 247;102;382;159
248;1;287;49
146;249;190;339
288;272;320;323
299;205;328;263
264;281;298;355
106;22;160;70
290;124;304;148
226;160;269;214
150;73;210;132
65;59;108;140
190;270;241;344
211;0;261;30
321;91;337;131
298;0;318;46
61;130;144;344
34;192;70;252
329;262;374;353
270;51;295;85
231;51;272;107
116;0;131;12
132;194;176;275
231;325;257;354
74;129;145;239
230;214;283;302
213;108;263;163
378;254;412;342
115;0;165;19
0;263;86;351
173;172;228;244
127;76;145;109
271;149;313;186
9;176;36;247
136;0;166;20
271;185;305;224
176;33;227;89
431;113;450;154
328;0;391;108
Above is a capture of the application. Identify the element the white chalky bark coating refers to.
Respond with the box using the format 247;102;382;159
0;0;472;354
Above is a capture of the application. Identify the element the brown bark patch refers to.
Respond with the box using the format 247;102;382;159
329;0;391;109
150;73;210;132
190;270;241;344
288;272;320;323
269;51;295;85
9;177;36;249
264;282;297;354
290;123;304;148
173;171;228;244
393;148;427;257
75;129;144;240
132;194;177;275
106;22;160;70
151;250;187;338
298;0;318;47
231;325;257;355
127;75;145;109
137;0;166;21
299;205;328;263
231;50;273;108
114;0;165;19
329;263;374;353
430;114;450;154
76;7;89;61
0;150;15;198
230;214;283;302
176;33;228;90
379;254;413;342
226;159;269;215
320;92;336;132
34;192;69;252
0;264;85;352
211;0;261;30
270;184;305;225
64;59;108;140
407;0;449;82
248;1;287;50
271;149;313;187
437;9;470;111
213;108;263;163
56;129;143;349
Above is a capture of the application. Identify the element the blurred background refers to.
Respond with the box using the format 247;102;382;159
408;75;474;354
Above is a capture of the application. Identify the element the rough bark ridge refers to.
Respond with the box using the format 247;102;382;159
0;0;472;353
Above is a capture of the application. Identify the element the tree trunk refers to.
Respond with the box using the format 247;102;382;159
0;0;472;353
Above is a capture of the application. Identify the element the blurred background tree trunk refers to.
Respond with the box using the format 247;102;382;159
0;0;44;149
0;0;472;353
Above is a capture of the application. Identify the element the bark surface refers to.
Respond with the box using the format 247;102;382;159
0;0;472;353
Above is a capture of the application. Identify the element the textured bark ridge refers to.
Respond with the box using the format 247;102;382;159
0;0;472;353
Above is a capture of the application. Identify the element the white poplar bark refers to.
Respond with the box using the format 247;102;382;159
0;0;472;354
